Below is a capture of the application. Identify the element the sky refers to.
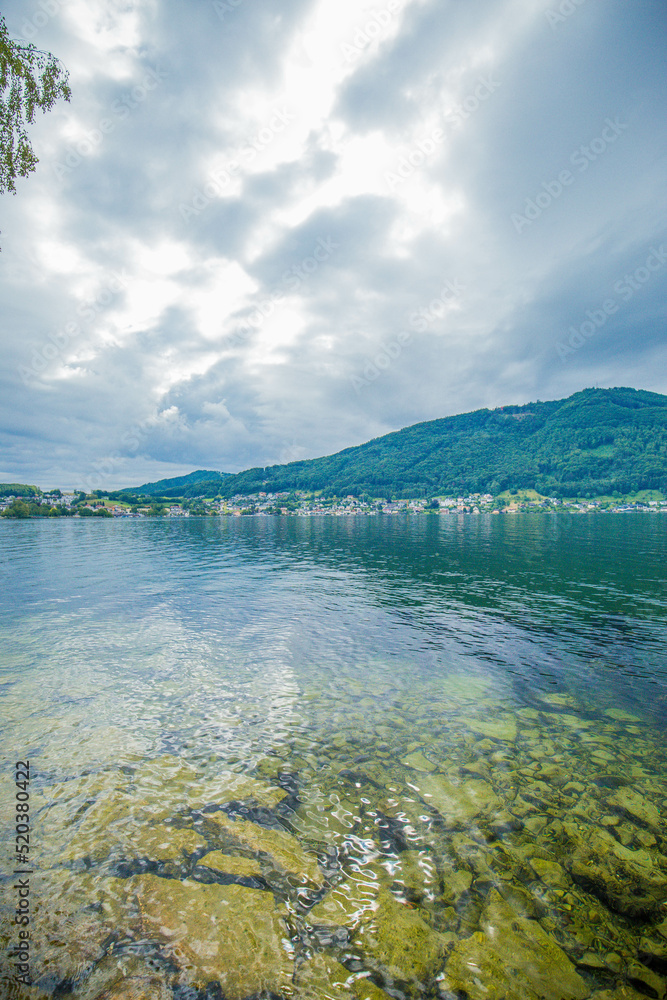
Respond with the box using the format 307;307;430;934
0;0;665;491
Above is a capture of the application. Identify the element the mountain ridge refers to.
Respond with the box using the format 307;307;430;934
218;386;667;499
121;387;667;499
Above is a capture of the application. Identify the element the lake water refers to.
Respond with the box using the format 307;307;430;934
1;515;666;1000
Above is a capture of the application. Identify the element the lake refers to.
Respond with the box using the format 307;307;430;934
1;514;666;1000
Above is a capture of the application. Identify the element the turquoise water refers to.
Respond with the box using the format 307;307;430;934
1;515;666;999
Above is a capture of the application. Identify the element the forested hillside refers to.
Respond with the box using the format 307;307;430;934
216;387;667;499
125;470;230;498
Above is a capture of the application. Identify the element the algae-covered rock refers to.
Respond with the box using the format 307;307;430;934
295;954;353;1000
450;833;494;877
640;932;667;962
132;755;287;810
352;979;395;1000
125;824;206;863
308;862;387;928
443;889;589;1000
590;989;653;1000
57;789;151;862
604;709;642;723
204;812;324;887
402;751;436;772
413;774;502;825
529;857;570;889
357;889;448;985
466;717;518;742
625;959;666;999
437;673;493;703
439;866;473;904
292;790;357;842
25;870;131;988
606;786;661;831
125;874;292;996
539;694;580;710
70;954;173;999
392;850;439;899
196;851;262;876
0;982;51;1000
563;824;667;918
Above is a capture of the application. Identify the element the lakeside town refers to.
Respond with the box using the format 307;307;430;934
2;487;667;518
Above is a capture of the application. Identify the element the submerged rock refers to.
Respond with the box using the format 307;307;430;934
394;850;439;899
412;774;503;825
196;851;262;876
563;823;667;919
295;954;354;1000
292;790;358;841
529;857;570;889
443;889;589;1000
204;812;324;888
604;709;643;723
357;889;449;986
466;717;518;743
624;960;666;999
590;990;649;1000
606;786;661;831
125;874;292;996
439;865;473;905
308;862;387;929
70;955;172;999
24;870;129;987
132;754;287;810
402;751;437;772
125;824;206;863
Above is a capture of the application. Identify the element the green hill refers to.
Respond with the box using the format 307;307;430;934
124;470;230;498
0;483;41;498
216;387;667;499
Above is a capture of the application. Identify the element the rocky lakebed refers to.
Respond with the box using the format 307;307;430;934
3;674;667;1000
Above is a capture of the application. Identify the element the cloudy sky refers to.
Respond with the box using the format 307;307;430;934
1;0;665;490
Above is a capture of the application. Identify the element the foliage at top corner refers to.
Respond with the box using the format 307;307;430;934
0;14;71;196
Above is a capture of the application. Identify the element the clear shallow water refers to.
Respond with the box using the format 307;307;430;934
1;515;666;999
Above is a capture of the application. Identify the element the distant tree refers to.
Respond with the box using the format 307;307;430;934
1;499;29;517
0;15;71;196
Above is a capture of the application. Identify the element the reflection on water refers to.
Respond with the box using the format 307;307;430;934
0;515;666;999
